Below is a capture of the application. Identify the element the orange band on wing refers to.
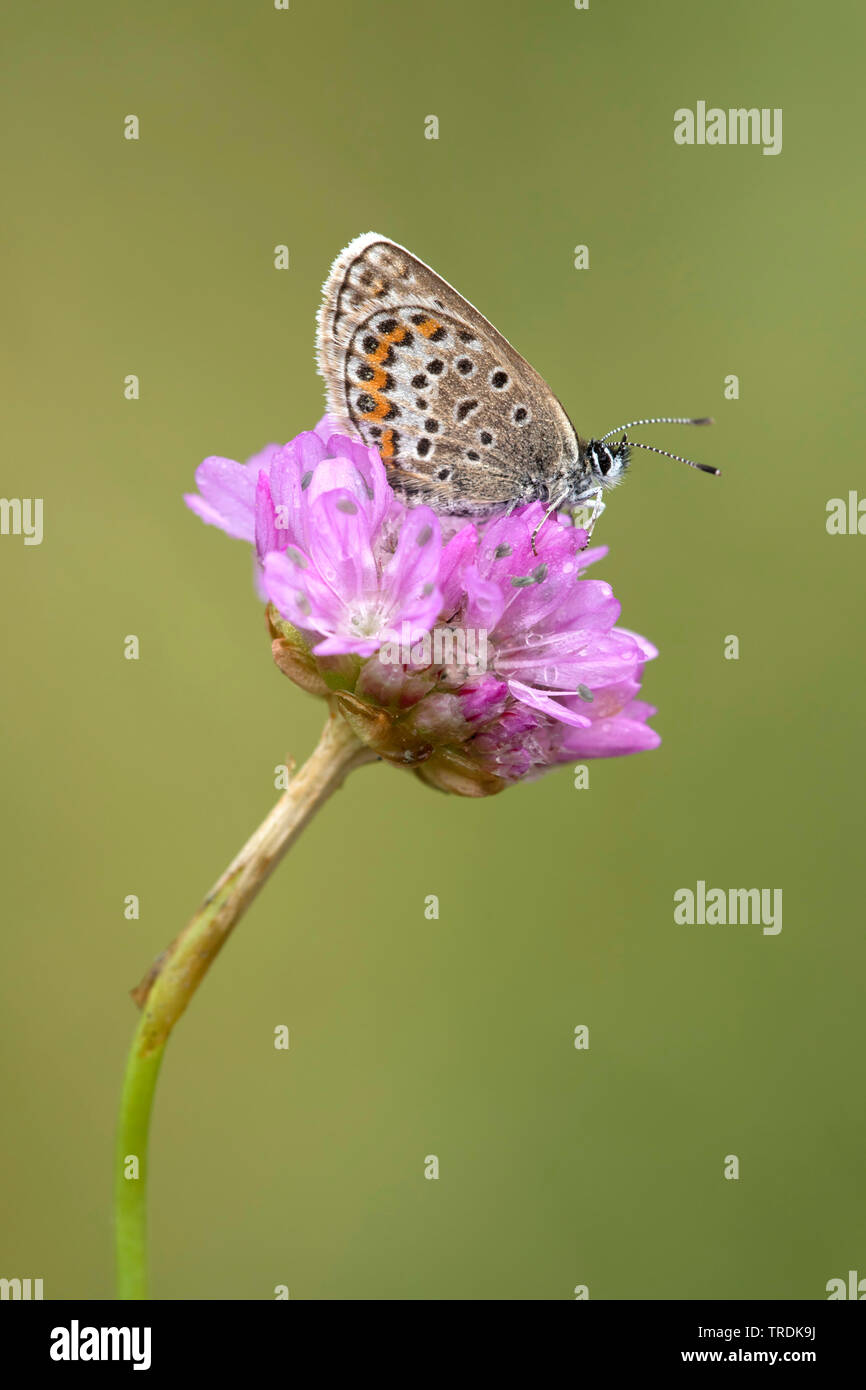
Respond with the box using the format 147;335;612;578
359;324;409;422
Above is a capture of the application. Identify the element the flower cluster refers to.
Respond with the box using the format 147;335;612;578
186;419;660;795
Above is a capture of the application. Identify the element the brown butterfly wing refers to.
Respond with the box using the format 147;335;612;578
316;234;580;514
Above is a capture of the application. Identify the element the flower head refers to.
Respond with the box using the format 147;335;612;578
186;419;660;795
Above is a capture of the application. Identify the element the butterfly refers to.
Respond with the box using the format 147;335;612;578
316;233;717;546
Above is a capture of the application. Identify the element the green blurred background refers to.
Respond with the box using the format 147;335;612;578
2;0;863;1300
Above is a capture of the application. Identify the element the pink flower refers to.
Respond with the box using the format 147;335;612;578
187;419;441;657
186;420;660;795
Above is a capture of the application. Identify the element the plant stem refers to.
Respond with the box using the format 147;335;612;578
115;1044;164;1300
114;708;373;1299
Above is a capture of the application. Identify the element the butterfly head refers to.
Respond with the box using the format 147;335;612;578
559;436;631;506
584;436;631;492
566;416;718;506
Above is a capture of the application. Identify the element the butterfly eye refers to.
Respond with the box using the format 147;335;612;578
588;442;617;479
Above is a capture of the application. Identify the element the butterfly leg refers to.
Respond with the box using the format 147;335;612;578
531;490;570;556
578;489;606;546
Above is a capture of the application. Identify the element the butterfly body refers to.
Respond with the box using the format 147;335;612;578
316;233;631;519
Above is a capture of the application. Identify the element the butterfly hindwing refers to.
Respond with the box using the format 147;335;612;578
316;234;581;514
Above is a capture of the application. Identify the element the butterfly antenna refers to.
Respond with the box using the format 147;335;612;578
626;439;720;474
598;416;713;442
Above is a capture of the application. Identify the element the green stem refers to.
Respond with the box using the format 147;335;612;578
114;708;374;1299
115;1040;164;1300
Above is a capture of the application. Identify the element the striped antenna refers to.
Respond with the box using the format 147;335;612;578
598;416;713;442
626;440;720;474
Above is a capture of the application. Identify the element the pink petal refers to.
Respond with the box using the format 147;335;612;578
507;680;593;728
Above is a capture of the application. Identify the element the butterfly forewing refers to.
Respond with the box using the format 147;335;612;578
317;234;581;514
